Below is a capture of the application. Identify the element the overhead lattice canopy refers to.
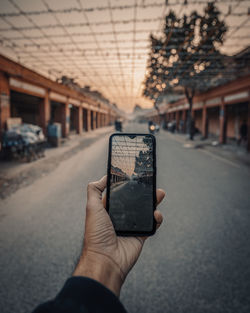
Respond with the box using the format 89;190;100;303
0;0;249;112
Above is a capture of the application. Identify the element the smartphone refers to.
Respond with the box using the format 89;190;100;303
106;133;156;236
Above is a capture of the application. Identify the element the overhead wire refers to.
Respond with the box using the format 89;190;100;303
0;0;249;110
107;0;129;106
76;0;126;106
1;0;249;17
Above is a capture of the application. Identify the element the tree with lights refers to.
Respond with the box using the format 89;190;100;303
143;2;227;139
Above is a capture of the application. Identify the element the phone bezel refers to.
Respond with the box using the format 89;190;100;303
106;133;157;236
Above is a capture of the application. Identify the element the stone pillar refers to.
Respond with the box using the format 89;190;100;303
97;112;101;128
0;71;10;135
87;109;91;131
101;113;103;127
77;106;83;134
202;104;208;139
102;113;105;127
39;89;50;135
219;97;227;144
93;111;97;129
62;98;70;137
96;112;98;128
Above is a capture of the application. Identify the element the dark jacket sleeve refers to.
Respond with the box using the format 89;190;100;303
32;276;127;313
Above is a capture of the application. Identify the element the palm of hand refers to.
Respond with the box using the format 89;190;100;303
84;196;143;279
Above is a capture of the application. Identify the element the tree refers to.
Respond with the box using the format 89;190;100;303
134;137;153;184
143;2;227;139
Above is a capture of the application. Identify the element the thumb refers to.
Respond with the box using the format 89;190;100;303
87;176;107;202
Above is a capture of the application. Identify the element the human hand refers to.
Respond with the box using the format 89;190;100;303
73;176;165;296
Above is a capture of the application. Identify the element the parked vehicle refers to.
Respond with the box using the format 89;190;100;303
1;123;46;162
167;121;176;133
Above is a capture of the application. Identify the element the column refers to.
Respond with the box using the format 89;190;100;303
93;111;97;129
77;106;83;134
108;111;112;125
201;104;208;139
62;98;70;137
87;109;91;131
102;114;105;126
96;112;98;128
101;113;103;127
97;112;101;128
219;97;227;144
39;89;50;135
0;71;10;135
102;114;104;126
98;113;101;127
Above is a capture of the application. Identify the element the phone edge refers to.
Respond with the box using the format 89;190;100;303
106;132;157;237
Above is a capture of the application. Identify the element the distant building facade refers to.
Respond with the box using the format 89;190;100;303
145;48;250;151
0;54;119;139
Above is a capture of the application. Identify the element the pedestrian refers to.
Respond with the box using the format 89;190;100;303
238;120;247;146
32;176;165;313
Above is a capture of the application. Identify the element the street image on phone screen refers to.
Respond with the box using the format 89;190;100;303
107;134;156;235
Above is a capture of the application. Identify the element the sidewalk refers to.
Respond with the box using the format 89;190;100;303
0;126;113;198
165;131;250;168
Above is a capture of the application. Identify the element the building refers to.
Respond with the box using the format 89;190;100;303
0;54;119;139
145;48;250;152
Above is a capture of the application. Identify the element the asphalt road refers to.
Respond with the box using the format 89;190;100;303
110;180;153;231
0;122;250;313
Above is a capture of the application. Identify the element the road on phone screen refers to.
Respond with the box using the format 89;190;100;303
110;180;153;230
0;122;250;313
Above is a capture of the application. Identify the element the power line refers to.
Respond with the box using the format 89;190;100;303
0;0;249;111
1;0;249;17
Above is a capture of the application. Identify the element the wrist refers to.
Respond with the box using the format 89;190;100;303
73;250;124;297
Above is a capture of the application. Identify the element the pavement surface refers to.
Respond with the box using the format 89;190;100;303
0;122;250;313
110;180;153;231
0;126;113;199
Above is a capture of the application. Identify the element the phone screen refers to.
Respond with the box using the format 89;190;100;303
107;134;156;235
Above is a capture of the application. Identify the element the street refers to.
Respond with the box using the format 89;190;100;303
0;122;250;313
110;180;153;231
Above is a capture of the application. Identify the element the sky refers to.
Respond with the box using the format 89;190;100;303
111;135;149;176
0;0;249;112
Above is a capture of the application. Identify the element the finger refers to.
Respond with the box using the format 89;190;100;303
102;194;106;208
154;210;163;230
137;210;164;243
87;176;107;201
156;189;165;206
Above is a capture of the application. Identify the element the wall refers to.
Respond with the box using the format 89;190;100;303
226;102;248;139
207;107;220;137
